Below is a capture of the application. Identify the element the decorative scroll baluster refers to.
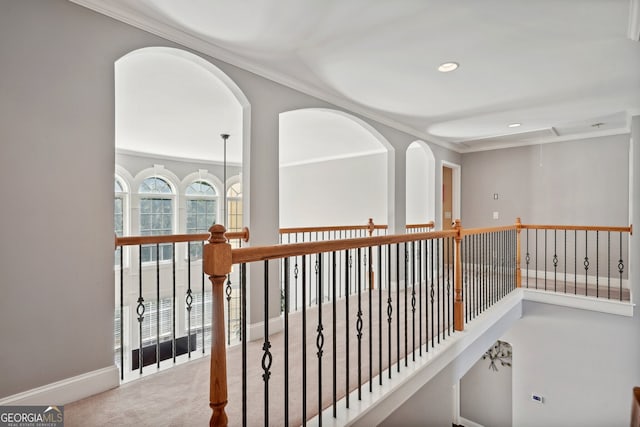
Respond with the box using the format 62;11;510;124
294;261;299;312
261;261;273;427
411;242;416;360
525;228;530;288
316;254;324;426
356;248;363;399
553;229;558;292
618;232;624;301
226;274;232;345
137;244;144;374
584;231;589;296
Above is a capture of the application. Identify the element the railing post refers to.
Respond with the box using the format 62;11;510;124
515;217;522;288
453;219;464;331
203;224;233;427
367;218;375;237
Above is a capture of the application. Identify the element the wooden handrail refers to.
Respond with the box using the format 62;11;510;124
406;221;435;230
232;230;457;265
520;224;632;234
115;227;250;247
279;218;387;235
460;224;517;236
279;224;387;234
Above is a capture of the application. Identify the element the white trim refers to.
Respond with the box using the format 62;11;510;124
246;316;284;342
115;148;243;168
0;366;119;406
69;0;459;153
522;288;634;317
279;149;385;169
459;416;485;427
311;291;524;427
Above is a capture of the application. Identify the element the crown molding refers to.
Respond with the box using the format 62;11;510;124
69;0;461;153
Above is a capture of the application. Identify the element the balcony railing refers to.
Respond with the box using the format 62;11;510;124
114;218;631;425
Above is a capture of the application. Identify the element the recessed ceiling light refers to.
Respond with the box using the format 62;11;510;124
508;123;521;128
438;62;459;72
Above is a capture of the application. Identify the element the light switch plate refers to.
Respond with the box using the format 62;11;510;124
493;211;499;220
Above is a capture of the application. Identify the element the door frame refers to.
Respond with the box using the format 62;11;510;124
441;161;461;229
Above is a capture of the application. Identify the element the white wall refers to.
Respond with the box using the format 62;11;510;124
406;142;435;224
460;347;512;427
502;301;640;427
279;152;387;227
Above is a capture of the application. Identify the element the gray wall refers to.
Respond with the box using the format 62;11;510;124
0;0;460;399
460;346;512;427
461;134;630;228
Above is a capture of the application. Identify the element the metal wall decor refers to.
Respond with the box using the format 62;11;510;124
483;340;512;371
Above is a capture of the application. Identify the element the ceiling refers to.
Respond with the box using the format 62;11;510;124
77;0;640;153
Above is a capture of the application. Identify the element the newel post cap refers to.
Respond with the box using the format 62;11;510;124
204;224;232;277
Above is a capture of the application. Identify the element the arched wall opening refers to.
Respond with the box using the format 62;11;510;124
113;46;251;381
115;46;249;229
406;140;436;224
279;108;392;228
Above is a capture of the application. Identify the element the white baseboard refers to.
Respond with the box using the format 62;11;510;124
0;365;119;406
247;316;284;341
460;416;484;427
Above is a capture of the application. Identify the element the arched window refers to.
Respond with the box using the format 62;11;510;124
139;177;174;262
227;181;242;232
186;180;217;259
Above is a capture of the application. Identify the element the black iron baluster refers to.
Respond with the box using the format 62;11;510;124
172;243;176;363
332;252;337;417
316;254;324;426
155;244;160;369
411;241;416;359
241;263;247;427
553;230;558;292
387;244;393;377
357;248;363;399
447;237;451;333
564;230;567;294
430;239;435;349
418;240;423;352
186;246;193;358
226;272;232;345
378;245;383;385
535;229;538;289
596;231;599;298
404;243;408;367
619;232;624;301
464;237;469;322
525;229;530;288
302;255;307;423
608;232;611;300
201;242;205;355
284;258;290;426
345;249;350;409
574;230;577;295
368;245;373;390
137;245;144;374
119;245;124;380
396;244;400;371
584;231;589;296
262;261;272;427
436;239;441;344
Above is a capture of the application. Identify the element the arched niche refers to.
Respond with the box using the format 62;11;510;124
406;140;436;224
279;108;392;227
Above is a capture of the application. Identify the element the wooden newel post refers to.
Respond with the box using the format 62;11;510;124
203;224;233;427
367;218;375;237
453;219;464;331
515;217;522;288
